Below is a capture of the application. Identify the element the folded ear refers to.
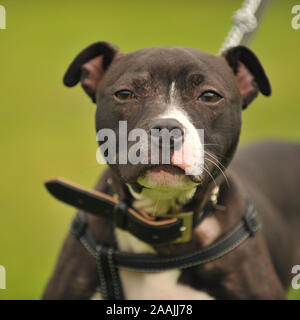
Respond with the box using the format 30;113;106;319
63;42;121;103
222;46;271;109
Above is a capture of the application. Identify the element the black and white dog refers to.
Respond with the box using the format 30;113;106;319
43;42;300;300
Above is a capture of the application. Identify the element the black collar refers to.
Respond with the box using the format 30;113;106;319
45;177;261;300
45;177;213;245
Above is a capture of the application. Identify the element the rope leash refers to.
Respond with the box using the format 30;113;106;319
219;0;272;53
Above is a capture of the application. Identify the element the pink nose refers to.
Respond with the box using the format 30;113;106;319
171;136;195;173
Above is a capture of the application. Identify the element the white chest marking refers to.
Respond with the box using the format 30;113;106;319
90;217;217;300
112;229;213;300
119;268;213;300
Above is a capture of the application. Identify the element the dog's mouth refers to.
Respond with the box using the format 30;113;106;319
136;164;198;190
126;164;200;205
147;164;185;175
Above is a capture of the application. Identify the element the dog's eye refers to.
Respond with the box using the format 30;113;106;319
198;91;222;103
115;90;136;101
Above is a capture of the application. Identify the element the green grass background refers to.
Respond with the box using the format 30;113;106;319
0;0;299;300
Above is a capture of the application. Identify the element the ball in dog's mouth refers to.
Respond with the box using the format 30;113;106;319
134;165;198;201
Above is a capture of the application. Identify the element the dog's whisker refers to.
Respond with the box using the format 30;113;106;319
203;164;218;188
205;156;227;179
205;151;226;168
205;157;229;186
203;148;228;161
204;151;226;170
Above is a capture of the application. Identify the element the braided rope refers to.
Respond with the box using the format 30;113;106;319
219;0;270;54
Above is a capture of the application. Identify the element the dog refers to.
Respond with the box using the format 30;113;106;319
43;42;300;300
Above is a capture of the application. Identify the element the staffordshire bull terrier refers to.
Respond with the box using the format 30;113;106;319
43;42;300;300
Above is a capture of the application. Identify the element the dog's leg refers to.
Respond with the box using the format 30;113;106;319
42;232;98;299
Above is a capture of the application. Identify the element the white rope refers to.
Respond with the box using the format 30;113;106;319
219;0;264;54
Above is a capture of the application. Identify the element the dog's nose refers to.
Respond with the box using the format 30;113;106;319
150;118;184;149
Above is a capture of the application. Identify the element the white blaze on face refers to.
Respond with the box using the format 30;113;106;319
134;81;204;208
169;81;176;103
164;81;204;176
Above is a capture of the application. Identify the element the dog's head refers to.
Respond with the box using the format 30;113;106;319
63;42;271;202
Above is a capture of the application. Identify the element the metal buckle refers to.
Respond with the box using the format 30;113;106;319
160;211;194;244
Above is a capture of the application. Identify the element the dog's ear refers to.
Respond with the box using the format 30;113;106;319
63;42;121;103
222;46;271;109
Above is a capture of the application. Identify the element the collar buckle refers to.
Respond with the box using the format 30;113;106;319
160;211;194;243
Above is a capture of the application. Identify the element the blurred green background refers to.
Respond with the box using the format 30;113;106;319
0;0;299;300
